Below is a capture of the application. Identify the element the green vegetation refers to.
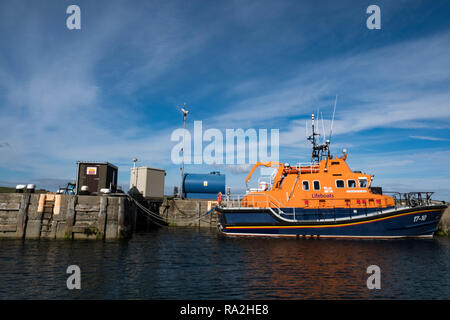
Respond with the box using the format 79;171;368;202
0;186;15;193
436;225;450;236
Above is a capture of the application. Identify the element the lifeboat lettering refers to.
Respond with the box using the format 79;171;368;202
312;194;334;198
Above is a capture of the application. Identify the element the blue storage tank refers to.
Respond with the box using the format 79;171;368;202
183;171;225;199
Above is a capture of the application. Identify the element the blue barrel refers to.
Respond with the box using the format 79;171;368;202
183;172;225;199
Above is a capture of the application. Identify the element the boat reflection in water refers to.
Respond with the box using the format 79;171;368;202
1;229;449;299
235;237;448;299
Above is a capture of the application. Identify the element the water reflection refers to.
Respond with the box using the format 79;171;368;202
0;230;449;299
238;237;449;299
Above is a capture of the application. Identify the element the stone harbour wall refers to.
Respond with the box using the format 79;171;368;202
0;193;136;240
437;206;450;236
160;198;219;227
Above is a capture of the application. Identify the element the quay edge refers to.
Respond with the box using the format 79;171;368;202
159;198;220;227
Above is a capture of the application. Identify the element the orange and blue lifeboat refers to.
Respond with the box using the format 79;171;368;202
216;115;447;238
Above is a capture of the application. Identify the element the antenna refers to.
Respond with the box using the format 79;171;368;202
329;95;338;143
181;102;189;117
305;119;308;139
316;106;320;140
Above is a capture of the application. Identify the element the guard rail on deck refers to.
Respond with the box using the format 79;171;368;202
384;192;436;209
223;192;284;214
294;162;320;173
222;191;445;223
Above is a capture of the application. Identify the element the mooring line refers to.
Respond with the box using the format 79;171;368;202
127;195;217;227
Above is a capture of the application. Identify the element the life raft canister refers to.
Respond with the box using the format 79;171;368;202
217;192;222;204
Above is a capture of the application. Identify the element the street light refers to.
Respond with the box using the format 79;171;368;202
132;158;138;188
180;103;189;199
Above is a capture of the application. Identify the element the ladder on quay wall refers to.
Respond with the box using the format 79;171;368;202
37;194;61;236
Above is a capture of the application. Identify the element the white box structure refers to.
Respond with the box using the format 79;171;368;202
130;166;165;199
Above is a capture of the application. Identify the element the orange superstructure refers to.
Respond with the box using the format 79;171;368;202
240;113;395;211
241;157;394;210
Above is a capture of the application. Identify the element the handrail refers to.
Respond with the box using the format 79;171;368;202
287;174;300;200
223;191;440;217
295;162;320;174
384;191;434;208
221;194;441;224
224;192;284;212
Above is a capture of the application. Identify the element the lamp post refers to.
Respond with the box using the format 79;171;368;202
132;158;138;188
180;103;189;199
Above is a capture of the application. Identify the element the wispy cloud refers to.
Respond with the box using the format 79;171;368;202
409;135;448;141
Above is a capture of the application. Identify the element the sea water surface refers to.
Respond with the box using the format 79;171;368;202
0;227;449;299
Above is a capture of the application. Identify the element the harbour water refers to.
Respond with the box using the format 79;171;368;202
0;228;449;299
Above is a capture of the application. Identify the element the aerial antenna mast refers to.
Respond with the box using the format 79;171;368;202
307;113;328;163
307;96;339;163
329;95;338;143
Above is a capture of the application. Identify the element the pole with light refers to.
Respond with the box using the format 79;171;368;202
132;158;138;188
180;103;189;199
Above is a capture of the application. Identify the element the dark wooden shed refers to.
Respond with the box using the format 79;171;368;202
76;162;118;195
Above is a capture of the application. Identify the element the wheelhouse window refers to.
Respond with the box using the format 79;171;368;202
347;180;356;188
313;180;320;191
336;180;345;188
359;178;368;188
302;181;310;191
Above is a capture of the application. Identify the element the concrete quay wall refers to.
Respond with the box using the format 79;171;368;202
438;206;450;235
0;193;136;240
160;198;219;227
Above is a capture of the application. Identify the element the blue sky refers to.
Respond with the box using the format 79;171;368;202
0;0;449;199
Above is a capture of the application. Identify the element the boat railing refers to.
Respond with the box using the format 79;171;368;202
224;192;284;213
223;194;382;217
294;162;320;174
223;196;365;222
384;192;435;209
223;192;442;222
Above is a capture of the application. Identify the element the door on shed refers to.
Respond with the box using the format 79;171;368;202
85;165;100;194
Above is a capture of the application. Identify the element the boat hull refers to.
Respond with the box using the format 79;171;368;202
217;205;447;239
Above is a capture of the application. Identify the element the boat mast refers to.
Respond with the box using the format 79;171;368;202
307;113;330;163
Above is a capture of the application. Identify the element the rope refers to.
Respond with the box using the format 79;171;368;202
127;195;218;227
171;198;197;216
169;198;218;221
131;197;170;227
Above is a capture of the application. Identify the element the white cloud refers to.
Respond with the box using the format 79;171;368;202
409;135;448;141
